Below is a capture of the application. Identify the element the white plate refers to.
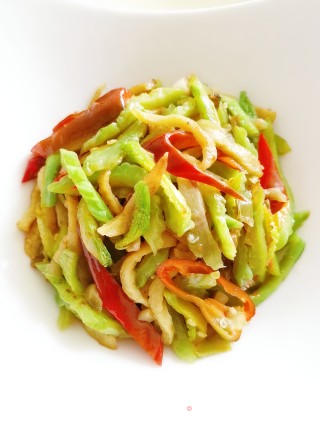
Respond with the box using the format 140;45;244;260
1;1;319;426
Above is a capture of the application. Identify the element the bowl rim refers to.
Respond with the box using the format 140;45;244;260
58;0;264;15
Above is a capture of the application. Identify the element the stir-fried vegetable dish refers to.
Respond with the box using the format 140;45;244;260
17;76;308;364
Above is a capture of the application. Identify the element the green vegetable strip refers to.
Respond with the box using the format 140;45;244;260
189;75;219;123
232;231;253;288
109;163;146;188
57;306;75;330
250;233;305;305
186;325;197;342
263;205;281;275
143;195;167;254
52;225;68;255
239;91;257;118
267;253;280;277
115;106;138;131
82;140;124;177
210;161;240;180
83;122;147;176
137;87;187;110
164;289;207;336
174;272;218;299
195;334;231;357
246;183;268;283
261;123;278;158
232;125;257;155
226;171;253;227
161;192;193;237
47;175;78;196
168;308;198;362
122;137;154;168
116;180;151;250
77;198;112;267
166;97;196;117
225;214;243;230
59;249;85;294
41;153;61;207
274;202;294;251
60;149;113;223
221;95;259;139
293;211;310;231
123;139;193;237
87;171;100;186
36;262;127;336
83;104;142;153
136;248;169;289
81;122;121;153
274;134;291;155
201;186;236;260
217;100;229;127
178;178;223;270
117;120;148;143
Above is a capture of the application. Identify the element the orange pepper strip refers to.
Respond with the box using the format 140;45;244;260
156;259;255;342
217;275;255;321
216;150;244;172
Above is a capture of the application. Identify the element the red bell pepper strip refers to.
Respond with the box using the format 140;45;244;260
258;133;286;214
21;154;46;183
143;132;244;200
82;244;163;365
166;130;199;150
52;113;82;132
156;259;255;341
31;88;131;158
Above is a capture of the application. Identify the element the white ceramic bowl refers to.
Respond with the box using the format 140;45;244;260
1;1;319;426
